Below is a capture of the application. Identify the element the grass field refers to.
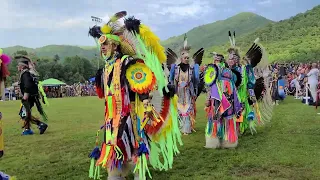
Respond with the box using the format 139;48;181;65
1;96;320;180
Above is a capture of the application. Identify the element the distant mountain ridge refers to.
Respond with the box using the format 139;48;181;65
161;12;273;51
206;5;320;62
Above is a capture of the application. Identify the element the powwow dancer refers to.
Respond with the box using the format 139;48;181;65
204;52;242;149
227;31;273;135
0;49;10;158
16;56;48;135
166;34;204;135
0;48;10;100
88;11;182;180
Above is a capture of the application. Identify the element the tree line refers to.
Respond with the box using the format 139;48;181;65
6;50;104;86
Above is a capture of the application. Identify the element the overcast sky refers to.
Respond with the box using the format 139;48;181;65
0;0;319;48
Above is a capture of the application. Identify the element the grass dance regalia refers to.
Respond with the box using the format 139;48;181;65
166;34;204;135
16;56;48;135
88;11;182;180
227;31;273;135
204;52;242;149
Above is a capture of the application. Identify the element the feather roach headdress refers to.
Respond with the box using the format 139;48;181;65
88;11;166;63
88;11;168;95
15;55;39;76
227;31;240;62
166;34;204;69
180;34;191;54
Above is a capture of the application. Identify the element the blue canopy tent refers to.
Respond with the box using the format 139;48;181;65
89;77;95;82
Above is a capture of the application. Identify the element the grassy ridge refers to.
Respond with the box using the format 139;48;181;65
206;5;320;62
162;12;273;51
1;96;320;179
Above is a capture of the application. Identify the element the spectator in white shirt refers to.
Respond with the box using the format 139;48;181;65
307;63;319;102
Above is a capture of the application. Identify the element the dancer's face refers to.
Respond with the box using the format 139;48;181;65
214;55;222;65
228;59;235;67
101;40;117;59
181;51;190;64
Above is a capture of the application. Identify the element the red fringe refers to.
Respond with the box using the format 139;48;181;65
213;121;217;137
121;88;130;115
96;86;104;99
228;119;237;143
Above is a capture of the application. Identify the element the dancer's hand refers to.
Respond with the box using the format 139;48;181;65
23;93;29;100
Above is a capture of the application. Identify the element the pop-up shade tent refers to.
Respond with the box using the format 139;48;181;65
41;78;66;86
89;77;95;82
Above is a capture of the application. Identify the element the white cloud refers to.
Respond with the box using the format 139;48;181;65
257;0;272;5
157;0;211;17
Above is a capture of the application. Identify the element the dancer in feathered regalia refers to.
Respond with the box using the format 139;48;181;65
0;48;10;101
16;56;49;135
204;52;242;149
87;11;182;180
227;31;273;135
0;49;11;158
166;34;204;135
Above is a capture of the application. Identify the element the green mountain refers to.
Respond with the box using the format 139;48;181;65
207;5;320;62
1;45;97;60
162;12;273;51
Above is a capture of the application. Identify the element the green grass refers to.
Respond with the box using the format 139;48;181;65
1;96;320;180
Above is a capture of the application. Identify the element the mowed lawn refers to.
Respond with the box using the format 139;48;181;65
1;96;320;180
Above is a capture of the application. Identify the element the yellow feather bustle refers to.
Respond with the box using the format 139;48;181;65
138;25;166;64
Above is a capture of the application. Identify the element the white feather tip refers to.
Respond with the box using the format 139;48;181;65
254;38;260;44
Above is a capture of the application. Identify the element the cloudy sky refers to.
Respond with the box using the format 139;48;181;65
0;0;319;48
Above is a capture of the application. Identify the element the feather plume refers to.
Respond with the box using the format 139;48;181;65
166;48;178;70
193;48;204;65
245;43;262;68
108;11;127;24
228;31;233;47
233;31;236;47
254;38;260;44
138;24;166;63
183;34;188;49
88;25;102;39
122;29;139;52
124;17;141;34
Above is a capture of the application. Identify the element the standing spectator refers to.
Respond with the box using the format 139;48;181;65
306;63;319;103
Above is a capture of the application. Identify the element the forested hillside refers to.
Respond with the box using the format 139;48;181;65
206;5;320;63
162;12;273;51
